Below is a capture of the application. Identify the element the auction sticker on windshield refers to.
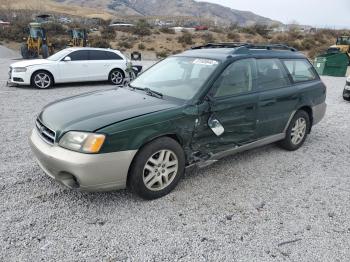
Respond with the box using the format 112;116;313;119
192;59;219;66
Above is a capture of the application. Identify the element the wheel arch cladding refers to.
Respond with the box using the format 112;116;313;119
31;69;55;84
298;106;313;132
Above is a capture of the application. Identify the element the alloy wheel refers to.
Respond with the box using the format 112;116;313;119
291;117;307;145
34;73;51;89
142;150;179;191
111;71;124;85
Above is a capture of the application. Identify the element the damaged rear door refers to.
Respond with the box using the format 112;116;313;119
191;58;259;156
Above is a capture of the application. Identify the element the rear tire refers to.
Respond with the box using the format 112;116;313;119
343;90;350;101
42;44;49;58
20;44;29;59
278;110;310;151
31;71;53;89
108;69;125;85
128;137;185;200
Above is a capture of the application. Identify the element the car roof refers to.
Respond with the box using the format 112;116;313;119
177;43;306;61
65;47;121;53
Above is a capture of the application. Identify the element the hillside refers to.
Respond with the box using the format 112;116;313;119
53;0;280;26
0;0;114;20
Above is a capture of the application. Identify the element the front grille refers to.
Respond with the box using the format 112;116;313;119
35;118;56;145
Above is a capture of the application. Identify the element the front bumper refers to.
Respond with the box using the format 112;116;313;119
8;70;30;85
29;129;137;191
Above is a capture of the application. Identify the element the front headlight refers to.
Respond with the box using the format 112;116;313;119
59;131;106;153
13;67;27;73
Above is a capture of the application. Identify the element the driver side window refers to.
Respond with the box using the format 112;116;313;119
68;50;89;61
214;59;256;98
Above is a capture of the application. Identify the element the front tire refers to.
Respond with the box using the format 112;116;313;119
31;71;53;89
279;110;310;151
109;69;125;85
128;137;185;200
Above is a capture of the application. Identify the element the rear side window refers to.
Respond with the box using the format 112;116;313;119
283;59;317;83
68;50;89;61
105;51;123;60
89;50;106;60
257;59;290;90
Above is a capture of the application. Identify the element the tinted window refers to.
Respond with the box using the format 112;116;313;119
214;59;255;97
89;50;106;60
105;51;122;60
283;59;317;83
67;50;89;61
257;59;289;90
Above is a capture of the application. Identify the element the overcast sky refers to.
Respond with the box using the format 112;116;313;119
197;0;350;28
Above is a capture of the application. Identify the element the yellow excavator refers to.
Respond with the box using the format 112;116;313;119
67;28;88;47
328;36;350;59
21;22;53;59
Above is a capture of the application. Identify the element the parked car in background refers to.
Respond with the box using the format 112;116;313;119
195;25;209;31
343;76;350;101
8;47;130;89
29;43;326;199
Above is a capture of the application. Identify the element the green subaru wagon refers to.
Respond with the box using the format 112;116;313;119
30;43;327;199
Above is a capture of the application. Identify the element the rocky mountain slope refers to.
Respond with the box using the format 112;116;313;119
54;0;280;26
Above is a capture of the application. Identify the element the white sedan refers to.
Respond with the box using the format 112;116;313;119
8;47;130;89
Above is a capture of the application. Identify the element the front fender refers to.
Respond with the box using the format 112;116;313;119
98;110;197;158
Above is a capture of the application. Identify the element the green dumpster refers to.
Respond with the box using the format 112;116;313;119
314;52;348;77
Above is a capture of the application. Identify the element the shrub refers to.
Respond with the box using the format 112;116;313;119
227;32;240;42
138;43;146;50
133;19;152;36
159;27;175;34
300;38;316;50
211;27;223;34
43;22;66;35
177;32;193;45
0;20;29;42
156;51;169;58
118;41;133;49
101;27;116;40
89;38;111;48
201;32;215;43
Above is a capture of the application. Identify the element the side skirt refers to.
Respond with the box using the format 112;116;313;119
190;133;286;169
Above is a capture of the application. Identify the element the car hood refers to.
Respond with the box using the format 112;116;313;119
11;59;55;68
38;88;180;138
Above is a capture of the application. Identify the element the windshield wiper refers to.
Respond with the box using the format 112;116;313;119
143;88;163;98
128;84;163;99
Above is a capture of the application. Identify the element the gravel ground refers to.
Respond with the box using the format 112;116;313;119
0;50;350;261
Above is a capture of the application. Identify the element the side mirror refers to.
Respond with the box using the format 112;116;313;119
208;115;225;136
63;56;71;62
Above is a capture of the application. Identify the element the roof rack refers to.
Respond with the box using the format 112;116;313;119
191;42;250;49
192;42;297;52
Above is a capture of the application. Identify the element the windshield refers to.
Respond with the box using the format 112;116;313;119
30;28;43;38
336;37;350;45
131;56;220;100
47;49;71;61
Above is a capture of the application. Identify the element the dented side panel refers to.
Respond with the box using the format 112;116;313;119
97;106;198;162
